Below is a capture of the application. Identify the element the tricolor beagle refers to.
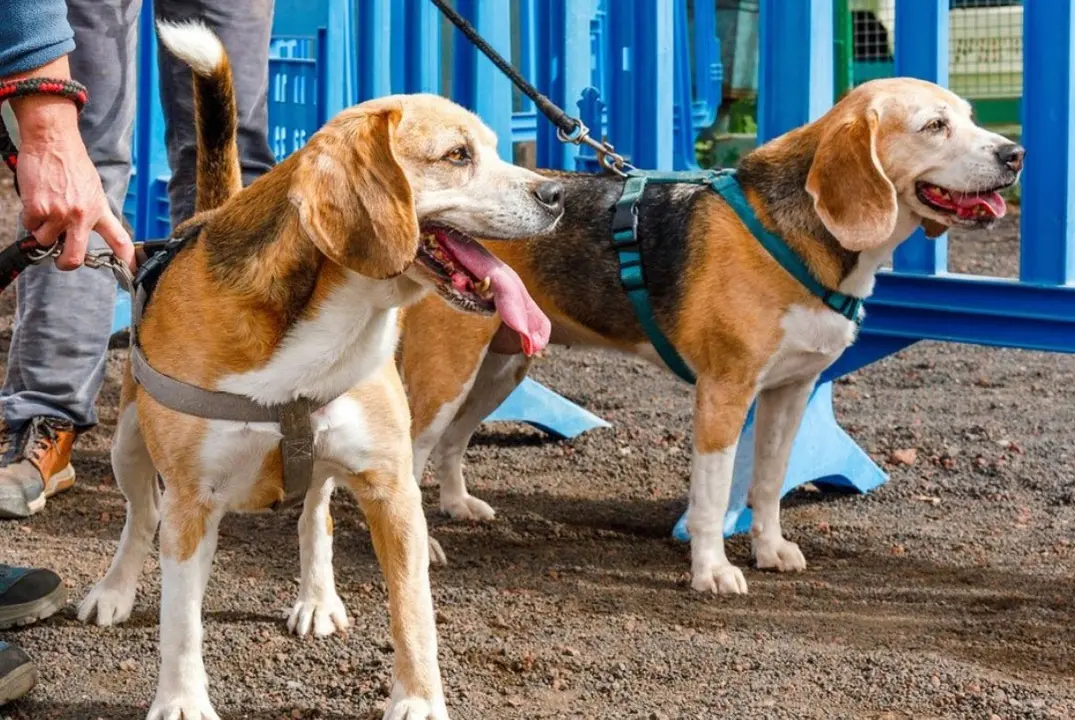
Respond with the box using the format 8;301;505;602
78;22;562;720
397;78;1023;594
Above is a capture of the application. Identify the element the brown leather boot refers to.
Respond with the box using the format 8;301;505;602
0;417;76;519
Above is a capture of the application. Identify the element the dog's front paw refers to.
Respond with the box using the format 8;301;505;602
287;592;349;638
146;689;219;720
691;562;748;595
384;687;449;720
440;493;495;522
78;579;136;627
753;535;807;572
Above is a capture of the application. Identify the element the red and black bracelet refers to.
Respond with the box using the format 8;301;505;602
0;77;89;173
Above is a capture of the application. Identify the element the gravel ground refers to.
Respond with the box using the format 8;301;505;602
0;176;1072;719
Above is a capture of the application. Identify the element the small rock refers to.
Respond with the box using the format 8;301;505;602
118;658;138;672
889;448;918;466
890;544;906;556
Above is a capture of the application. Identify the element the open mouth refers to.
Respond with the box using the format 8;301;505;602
413;224;551;356
915;181;1010;224
417;225;496;313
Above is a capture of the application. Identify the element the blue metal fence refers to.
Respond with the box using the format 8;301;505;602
118;0;1075;539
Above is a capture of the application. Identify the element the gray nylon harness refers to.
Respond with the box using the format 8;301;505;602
123;231;320;511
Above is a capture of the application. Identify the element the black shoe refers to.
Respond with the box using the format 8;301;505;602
0;565;67;630
0;642;37;706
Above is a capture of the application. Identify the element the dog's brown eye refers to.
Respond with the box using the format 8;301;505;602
443;146;471;165
922;118;947;134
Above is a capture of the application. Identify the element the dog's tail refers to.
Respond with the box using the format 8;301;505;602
157;21;241;213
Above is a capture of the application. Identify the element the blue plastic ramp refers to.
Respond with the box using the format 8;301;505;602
484;377;610;440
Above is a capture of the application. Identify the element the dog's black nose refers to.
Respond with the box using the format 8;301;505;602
533;181;564;214
996;142;1025;172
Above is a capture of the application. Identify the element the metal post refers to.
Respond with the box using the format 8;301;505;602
893;0;949;276
535;0;596;169
1021;0;1075;286
393;0;441;95
757;0;834;143
452;0;513;162
355;0;392;102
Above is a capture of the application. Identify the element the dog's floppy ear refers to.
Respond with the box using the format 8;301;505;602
806;107;898;251
289;108;419;279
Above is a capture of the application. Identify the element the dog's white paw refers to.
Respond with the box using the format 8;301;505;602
78;579;136;626
428;536;448;566
753;535;807;572
440;493;495;522
691;562;748;595
384;686;448;720
146;689;219;720
287;592;349;637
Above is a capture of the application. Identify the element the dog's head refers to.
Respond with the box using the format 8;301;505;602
287;93;559;354
805;77;1023;251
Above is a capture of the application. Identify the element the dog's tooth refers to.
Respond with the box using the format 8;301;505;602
475;276;491;294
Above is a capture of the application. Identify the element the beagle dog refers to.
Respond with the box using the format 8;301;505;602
77;22;561;720
393;78;1024;594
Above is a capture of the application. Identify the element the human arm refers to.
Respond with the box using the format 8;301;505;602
1;1;134;270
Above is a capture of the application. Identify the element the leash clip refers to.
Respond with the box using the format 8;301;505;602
84;248;136;293
556;119;631;177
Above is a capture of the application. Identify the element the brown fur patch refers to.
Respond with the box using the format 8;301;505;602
399;297;501;438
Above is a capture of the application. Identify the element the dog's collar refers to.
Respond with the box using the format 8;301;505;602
610;168;865;385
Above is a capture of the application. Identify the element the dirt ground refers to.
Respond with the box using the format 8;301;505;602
0;176;1072;720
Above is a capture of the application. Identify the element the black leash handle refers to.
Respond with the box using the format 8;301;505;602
430;0;628;174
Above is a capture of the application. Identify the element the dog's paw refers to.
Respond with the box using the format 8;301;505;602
691;562;748;595
440;493;495;522
428;536;448;566
146;689;219;720
753;536;807;572
78;579;136;627
384;686;448;720
287;592;349;638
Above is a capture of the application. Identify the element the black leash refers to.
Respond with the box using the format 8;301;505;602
429;0;629;175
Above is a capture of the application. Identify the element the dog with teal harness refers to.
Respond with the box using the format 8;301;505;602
426;2;1022;597
610;167;866;385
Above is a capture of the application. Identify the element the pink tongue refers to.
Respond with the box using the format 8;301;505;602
436;234;551;356
949;190;1006;219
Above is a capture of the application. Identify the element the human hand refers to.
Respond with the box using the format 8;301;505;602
10;93;134;271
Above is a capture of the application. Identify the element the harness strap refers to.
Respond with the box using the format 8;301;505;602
125;235;317;511
611;174;698;384
610;168;865;386
707;173;864;324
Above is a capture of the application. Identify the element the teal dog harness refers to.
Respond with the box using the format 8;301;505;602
610;168;865;385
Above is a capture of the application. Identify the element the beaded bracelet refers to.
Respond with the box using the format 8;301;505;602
0;77;89;173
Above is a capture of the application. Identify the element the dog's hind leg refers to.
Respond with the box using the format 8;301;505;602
287;471;350;637
79;398;161;627
431;352;529;521
400;296;500;497
749;377;813;573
